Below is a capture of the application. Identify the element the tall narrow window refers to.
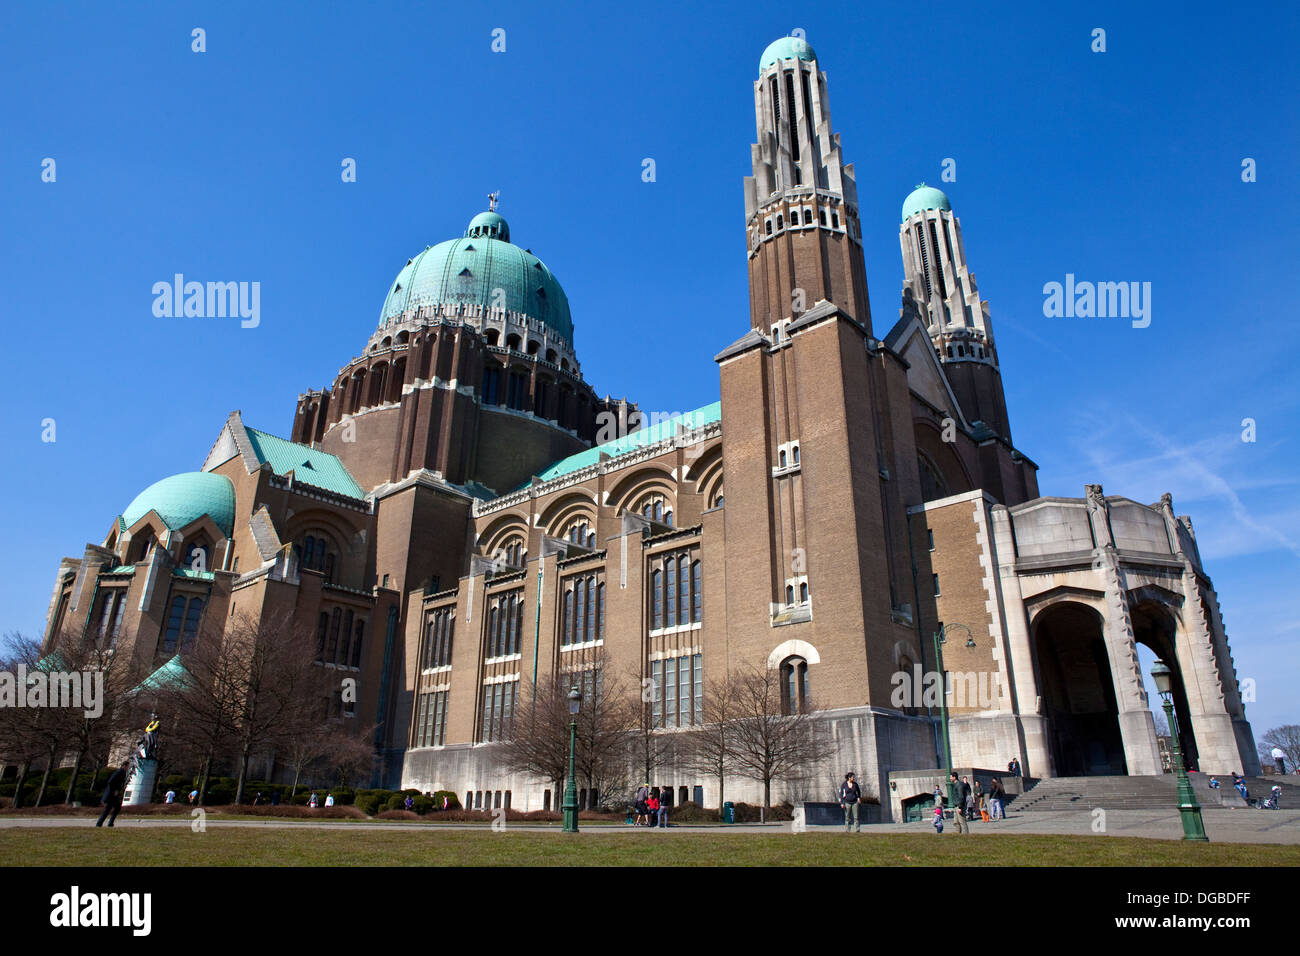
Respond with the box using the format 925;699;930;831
692;561;702;622
651;570;663;629
180;598;204;649
665;557;677;628
339;610;354;666
563;588;574;645
352;619;365;668
596;582;605;639
678;558;689;625
584;576;595;643
664;656;678;729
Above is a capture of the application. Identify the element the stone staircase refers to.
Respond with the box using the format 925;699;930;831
1010;775;1297;812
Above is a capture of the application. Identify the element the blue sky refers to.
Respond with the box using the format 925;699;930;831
1;2;1296;742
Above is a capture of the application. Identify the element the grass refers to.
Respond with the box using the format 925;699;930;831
2;826;1298;866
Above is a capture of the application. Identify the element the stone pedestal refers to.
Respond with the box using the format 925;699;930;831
123;759;158;806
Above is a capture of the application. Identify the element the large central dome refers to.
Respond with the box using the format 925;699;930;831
378;211;574;343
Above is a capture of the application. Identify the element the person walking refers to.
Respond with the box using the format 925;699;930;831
634;783;650;826
1272;746;1287;775
839;771;862;832
973;779;987;822
325;793;335;808
657;786;672;828
647;790;660;826
309;792;319;809
961;775;975;822
932;803;944;834
164;789;176;804
96;761;129;828
988;777;1005;820
949;773;968;834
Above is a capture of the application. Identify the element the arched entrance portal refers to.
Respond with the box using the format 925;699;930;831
1033;602;1126;776
1131;601;1199;772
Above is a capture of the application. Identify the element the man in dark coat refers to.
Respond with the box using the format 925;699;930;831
96;761;130;828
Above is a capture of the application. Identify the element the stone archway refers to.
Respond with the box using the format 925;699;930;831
1131;600;1199;771
1032;602;1127;776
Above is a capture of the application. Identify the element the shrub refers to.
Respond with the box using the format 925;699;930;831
430;790;460;811
377;809;420;820
411;795;434;814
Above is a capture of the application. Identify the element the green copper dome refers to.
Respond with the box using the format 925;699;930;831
121;472;236;537
760;36;816;70
902;184;951;222
379;211;574;343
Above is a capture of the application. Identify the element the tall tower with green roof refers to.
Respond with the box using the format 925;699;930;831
899;184;1013;441
744;35;871;333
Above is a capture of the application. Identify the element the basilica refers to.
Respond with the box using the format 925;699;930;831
42;37;1259;818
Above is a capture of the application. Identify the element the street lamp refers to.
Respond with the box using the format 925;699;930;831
1150;660;1208;842
932;623;972;811
562;685;582;833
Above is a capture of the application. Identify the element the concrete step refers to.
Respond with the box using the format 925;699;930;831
1009;774;1296;812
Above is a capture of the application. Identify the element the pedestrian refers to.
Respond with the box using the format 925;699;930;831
988;777;1005;820
839;771;862;832
1208;776;1220;790
96;761;130;828
164;789;176;804
647;790;660;825
188;789;198;805
1008;756;1021;778
403;794;413;811
634;783;650;826
949;773;968;834
325;793;335;808
657;785;672;828
309;792;319;809
973;779;987;822
932;803;944;834
961;775;975;821
1272;746;1287;775
253;791;261;806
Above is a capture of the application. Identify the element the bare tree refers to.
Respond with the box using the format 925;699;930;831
499;652;632;809
0;633;45;808
219;611;336;804
726;663;834;818
496;676;574;800
680;673;739;817
622;662;675;795
1260;725;1300;773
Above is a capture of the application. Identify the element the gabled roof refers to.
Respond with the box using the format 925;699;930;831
243;427;366;500
532;401;722;484
130;654;194;694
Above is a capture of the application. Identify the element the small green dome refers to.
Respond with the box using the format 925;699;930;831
902;184;951;222
760;36;816;70
466;211;509;242
122;472;235;537
380;211;574;343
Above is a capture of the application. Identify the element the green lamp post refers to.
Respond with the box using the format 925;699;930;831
561;685;581;833
932;623;974;811
1149;660;1208;842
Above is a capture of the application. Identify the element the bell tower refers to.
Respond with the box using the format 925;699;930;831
744;36;872;334
718;38;923;742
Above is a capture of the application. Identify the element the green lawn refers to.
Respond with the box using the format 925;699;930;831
2;827;1297;866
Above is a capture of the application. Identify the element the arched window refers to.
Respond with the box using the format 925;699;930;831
776;214;783;229
584;576;596;643
786;584;795;605
799;581;809;604
780;656;809;714
792;445;800;465
678;558;689;624
779;449;787;468
765;219;772;236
